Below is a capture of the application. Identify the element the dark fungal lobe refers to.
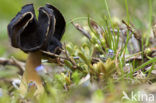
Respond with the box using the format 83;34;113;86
7;4;66;54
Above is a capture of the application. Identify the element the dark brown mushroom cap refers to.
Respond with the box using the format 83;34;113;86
46;4;65;41
7;4;65;54
8;4;37;49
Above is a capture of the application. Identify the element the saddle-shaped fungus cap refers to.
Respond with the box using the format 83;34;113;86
7;3;65;54
7;3;66;95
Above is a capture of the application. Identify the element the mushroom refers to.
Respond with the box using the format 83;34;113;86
7;4;65;95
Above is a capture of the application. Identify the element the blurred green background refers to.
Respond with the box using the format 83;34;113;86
0;0;155;59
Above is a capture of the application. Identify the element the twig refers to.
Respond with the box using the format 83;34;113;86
41;50;68;60
122;20;141;40
115;48;121;73
122;20;142;53
63;43;78;69
0;57;25;73
72;22;91;40
125;48;156;63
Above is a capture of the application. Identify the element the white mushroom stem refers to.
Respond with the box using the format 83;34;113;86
20;51;44;95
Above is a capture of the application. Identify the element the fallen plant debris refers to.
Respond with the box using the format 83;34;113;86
0;57;25;73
